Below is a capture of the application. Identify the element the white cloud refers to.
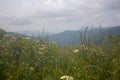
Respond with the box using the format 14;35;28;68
0;0;120;32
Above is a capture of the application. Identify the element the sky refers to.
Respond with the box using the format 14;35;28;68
0;0;120;33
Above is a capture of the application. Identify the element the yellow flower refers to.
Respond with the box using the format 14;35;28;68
60;75;74;80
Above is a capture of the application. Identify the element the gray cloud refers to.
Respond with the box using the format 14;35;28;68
102;0;120;10
12;19;33;26
0;0;120;33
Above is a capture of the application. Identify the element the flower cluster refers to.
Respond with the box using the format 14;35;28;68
73;49;79;53
60;75;74;80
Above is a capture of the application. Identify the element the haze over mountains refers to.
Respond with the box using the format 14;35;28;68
13;26;120;45
49;26;120;45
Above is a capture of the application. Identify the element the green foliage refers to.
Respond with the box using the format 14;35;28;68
0;30;120;80
0;29;6;38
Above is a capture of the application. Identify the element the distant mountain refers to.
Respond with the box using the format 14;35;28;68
0;28;26;38
48;30;81;45
104;26;120;35
7;32;26;37
13;26;120;45
48;26;120;45
15;31;48;37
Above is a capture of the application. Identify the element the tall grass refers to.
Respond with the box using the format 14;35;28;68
0;29;120;80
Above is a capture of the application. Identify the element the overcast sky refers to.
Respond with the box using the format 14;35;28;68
0;0;120;33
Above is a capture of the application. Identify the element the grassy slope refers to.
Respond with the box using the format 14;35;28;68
0;31;120;80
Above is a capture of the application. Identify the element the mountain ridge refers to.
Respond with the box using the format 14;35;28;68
48;26;120;45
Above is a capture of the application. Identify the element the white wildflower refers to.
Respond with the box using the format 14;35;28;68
39;47;45;51
38;51;44;55
73;49;79;53
60;75;74;80
30;67;34;70
41;44;46;48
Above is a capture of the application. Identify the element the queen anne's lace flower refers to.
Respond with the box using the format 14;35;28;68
73;49;79;53
60;75;74;80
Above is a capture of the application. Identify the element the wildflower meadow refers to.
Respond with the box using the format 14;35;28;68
0;29;120;80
